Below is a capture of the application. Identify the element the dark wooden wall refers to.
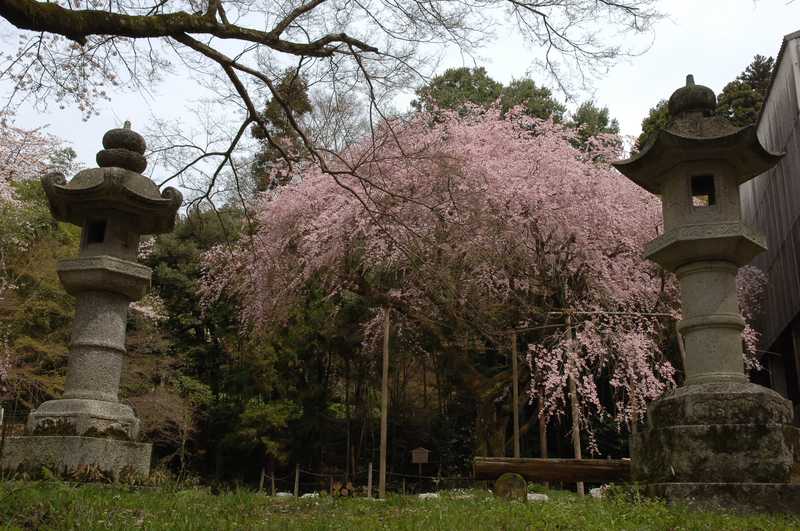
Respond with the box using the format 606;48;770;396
740;33;800;353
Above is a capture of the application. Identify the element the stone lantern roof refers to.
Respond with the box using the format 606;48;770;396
613;75;783;194
42;122;182;235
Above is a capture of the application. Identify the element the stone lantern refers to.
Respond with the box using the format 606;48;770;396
1;122;181;478
613;76;800;512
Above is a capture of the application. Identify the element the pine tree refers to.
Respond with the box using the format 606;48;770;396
251;70;313;192
716;55;774;127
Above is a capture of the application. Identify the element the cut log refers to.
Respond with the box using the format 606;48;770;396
474;457;630;483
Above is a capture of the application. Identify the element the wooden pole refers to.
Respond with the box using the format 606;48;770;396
402;477;406;495
566;315;584;497
511;331;521;458
630;381;639;436
271;471;275;496
379;307;390;498
258;467;265;492
538;413;548;459
367;462;373;498
294;464;300;497
539;408;549;488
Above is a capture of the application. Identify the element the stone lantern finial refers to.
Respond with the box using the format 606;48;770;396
667;74;716;118
97;122;148;174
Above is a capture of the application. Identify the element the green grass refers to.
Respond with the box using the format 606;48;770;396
1;481;799;530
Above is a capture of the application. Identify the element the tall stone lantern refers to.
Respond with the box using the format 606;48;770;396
613;76;800;511
1;122;181;478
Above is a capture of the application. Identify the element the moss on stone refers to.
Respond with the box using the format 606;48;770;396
30;418;77;436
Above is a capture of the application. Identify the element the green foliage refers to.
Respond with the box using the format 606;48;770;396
499;78;566;121
569;101;619;149
46;147;81;176
251;69;313;191
413;67;566;121
225;398;302;462
412;67;502;112
1;179;79;408
717;55;775;127
716;80;763;127
635;100;669;152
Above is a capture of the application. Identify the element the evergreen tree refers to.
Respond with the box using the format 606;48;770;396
569;100;619;149
500;78;566;121
635;100;669;152
412;67;503;112
413;67;565;121
717;55;775;127
251;70;313;192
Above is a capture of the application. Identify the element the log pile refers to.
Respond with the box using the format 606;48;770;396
331;480;355;497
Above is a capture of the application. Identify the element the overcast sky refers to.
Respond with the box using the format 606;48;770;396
1;0;798;169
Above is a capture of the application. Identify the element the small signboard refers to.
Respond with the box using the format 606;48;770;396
411;447;430;464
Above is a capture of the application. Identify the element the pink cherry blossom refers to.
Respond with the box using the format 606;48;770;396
202;105;765;443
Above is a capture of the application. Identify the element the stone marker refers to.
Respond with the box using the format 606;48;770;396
494;472;527;501
527;492;549;502
0;122;181;479
614;75;800;513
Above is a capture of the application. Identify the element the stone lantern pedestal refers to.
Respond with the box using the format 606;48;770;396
0;123;181;479
614;76;800;512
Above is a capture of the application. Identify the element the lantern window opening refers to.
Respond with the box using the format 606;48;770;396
86;220;107;244
691;175;716;207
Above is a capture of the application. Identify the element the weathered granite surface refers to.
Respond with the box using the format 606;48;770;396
1;436;151;478
642;483;800;514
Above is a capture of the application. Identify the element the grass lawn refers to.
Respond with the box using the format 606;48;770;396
1;481;799;530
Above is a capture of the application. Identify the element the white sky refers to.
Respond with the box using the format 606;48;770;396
1;0;799;168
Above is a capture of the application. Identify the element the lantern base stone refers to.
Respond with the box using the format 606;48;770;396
640;483;800;514
632;382;800;512
0;436;151;479
27;398;141;440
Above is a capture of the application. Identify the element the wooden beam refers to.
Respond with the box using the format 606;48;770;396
473;457;630;483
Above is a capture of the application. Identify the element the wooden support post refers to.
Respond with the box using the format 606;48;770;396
258;467;265;492
379;307;390;499
294;464;300;497
367;462;373;498
566;315;584;497
630;381;639;436
538;413;548;459
538;410;549;488
402;477;405;495
271;471;276;496
330;476;334;496
512;331;521;458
